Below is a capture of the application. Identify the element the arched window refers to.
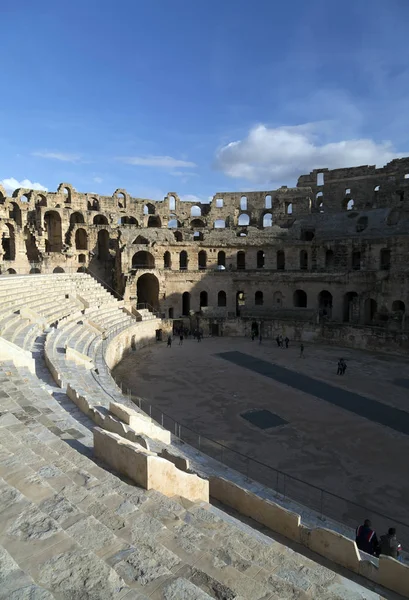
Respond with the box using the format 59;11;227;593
214;219;226;229
265;195;272;209
263;213;272;227
78;253;86;263
286;203;293;215
97;229;110;260
182;292;190;316
364;298;377;323
217;251;226;268
218;291;227;307
133;235;149;245
148;215;161;228
240;196;247;210
44;211;62;252
237;251;245;270
216;198;224;208
380;248;390;270
392;300;405;313
174;231;183;242
179;250;188;270
164;251;171;269
193;231;204;241
346;199;355;211
238;214;250;226
255;291;263;305
199;291;208;308
93;214;108;225
2;223;16;260
120;216;138;225
75;228;88;250
53;266;65;273
191;218;205;228
293;290;307;308
198;250;207;269
169;195;176;211
70;212;85;224
257;250;265;268
191;205;201;217
299;250;308;270
277;250;285;270
319;290;333;318
325;249;334;269
352;250;361;270
132;251;155;269
144;203;155;215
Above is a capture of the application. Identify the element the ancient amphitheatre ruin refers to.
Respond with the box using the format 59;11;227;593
0;157;409;598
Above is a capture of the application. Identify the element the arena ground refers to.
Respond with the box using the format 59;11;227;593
113;337;409;534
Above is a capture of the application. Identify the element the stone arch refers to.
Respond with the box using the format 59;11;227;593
168;218;181;228
53;266;65;273
143;203;156;215
199;291;208;308
277;250;285;270
257;250;265;268
70;211;85;224
132;251;155;269
190;218;205;228
147;215;161;228
191;205;201;217
97;229;110;260
30;267;41;274
198;250;207;269
174;231;183;242
9;202;22;227
286;202;293;215
217;251;226;268
164;251;171;269
364;298;377;324
77;266;87;272
240;196;247;210
262;213;272;227
78;253;86;263
57;183;73;203
238;214;250;226
179;250;188;270
2;223;16;260
237;251;245;270
318;290;333;318
343;291;358;322
35;193;47;206
120;216;138;225
214;219;225;229
255;290;263;306
392;300;405;313
168;195;176;211
75;228;88;250
44;211;62;252
5;268;17;275
0;184;7;203
182;291;191;315
113;189;128;209
93;214;108;225
265;194;272;209
24;227;40;262
137;273;159;309
87;198;100;211
218;290;227;307
293;289;307;308
133;235;149;245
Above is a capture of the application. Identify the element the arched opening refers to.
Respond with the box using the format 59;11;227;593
218;290;227;307
193;231;204;241
318;290;333;318
174;231;183;242
343;291;358;322
97;229;110;260
144;203;155;215
200;291;208;308
2;224;16;260
53;267;65;273
168;218;181;229
29;267;41;274
262;213;272;227
255;291;263;306
236;291;245;316
191;205;202;217
240;196;247;210
392;300;405;313
217;251;226;268
265;195;272;209
44;211;62;252
164;251;171;269
237;251;245;270
286;202;293;215
257;250;265;268
380;248;391;270
190;218;205;228
137;273;159;309
325;249;334;269
364;298;377;324
9;202;22;227
169;195;176;211
179;250;188;270
5;268;17;275
75;228;88;250
70;212;85;224
116;192;126;209
316;192;323;213
198;250;207;269
78;253;86;263
120;216;138;225
77;266;87;273
148;215;161;228
277;250;285;270
93;214;108;225
132;251;155;269
299;250;308;270
182;292;191;316
133;235;149;245
168;307;174;319
238;214;250;226
87;198;100;211
24;229;40;262
346;199;355;211
293;290;307;308
352;250;361;270
214;219;226;229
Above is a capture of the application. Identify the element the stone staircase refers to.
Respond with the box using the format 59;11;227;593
0;359;396;599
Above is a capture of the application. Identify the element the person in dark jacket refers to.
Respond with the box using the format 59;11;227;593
355;519;378;555
378;528;402;559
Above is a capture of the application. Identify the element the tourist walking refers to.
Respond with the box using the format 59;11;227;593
179;333;184;346
259;334;262;345
300;343;304;358
284;336;289;349
355;519;378;556
167;335;172;348
275;336;280;347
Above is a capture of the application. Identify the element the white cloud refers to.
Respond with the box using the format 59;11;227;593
0;177;48;193
215;123;407;184
118;155;196;168
32;151;81;162
93;177;103;184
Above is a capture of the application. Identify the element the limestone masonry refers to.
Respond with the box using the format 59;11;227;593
2;156;409;352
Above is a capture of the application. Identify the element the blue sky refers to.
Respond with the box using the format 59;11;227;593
1;0;409;202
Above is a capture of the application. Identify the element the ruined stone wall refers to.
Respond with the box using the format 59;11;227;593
0;156;408;348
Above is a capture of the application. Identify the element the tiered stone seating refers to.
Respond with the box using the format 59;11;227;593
0;360;393;599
